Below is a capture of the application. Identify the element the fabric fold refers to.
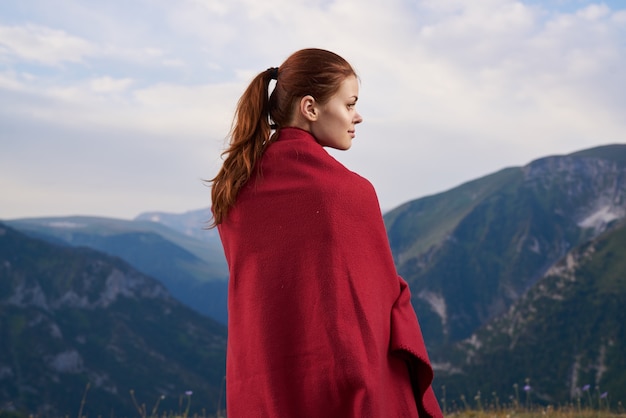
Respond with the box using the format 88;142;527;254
390;276;441;418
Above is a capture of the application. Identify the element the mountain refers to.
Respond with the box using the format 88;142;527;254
0;223;227;416
135;207;218;244
434;219;626;407
384;144;626;348
5;216;229;324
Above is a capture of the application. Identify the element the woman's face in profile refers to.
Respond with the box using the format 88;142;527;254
310;75;363;151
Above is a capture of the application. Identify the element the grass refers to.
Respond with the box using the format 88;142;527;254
1;382;624;418
2;405;625;418
442;390;625;418
0;382;225;418
449;409;625;418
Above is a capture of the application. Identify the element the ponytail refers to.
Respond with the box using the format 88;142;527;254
210;68;277;226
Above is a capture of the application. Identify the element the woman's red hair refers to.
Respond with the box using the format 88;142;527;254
210;48;356;226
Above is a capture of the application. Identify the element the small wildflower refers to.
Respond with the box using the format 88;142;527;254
185;390;193;396
600;392;608;399
524;385;531;392
582;384;591;391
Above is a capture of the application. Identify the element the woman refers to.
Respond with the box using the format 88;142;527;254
211;48;442;418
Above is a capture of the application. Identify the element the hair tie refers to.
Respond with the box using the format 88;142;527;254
267;67;278;80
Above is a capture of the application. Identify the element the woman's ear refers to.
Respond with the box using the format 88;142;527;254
299;95;319;122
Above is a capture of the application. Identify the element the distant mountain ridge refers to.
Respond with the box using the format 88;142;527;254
5;216;229;323
135;207;218;243
0;223;227;416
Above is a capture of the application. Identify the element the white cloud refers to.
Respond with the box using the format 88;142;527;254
89;76;134;93
0;23;95;66
613;10;626;23
0;0;625;219
0;68;239;139
576;3;610;19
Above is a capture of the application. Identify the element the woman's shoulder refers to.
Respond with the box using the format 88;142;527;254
250;127;377;201
267;128;359;176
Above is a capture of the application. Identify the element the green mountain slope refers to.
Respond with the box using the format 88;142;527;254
6;217;228;323
0;223;227;416
434;220;626;407
385;167;522;261
385;144;626;347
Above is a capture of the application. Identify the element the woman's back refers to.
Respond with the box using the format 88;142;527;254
219;128;437;417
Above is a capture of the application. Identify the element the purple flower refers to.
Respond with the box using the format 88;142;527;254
523;385;531;392
582;384;590;391
600;392;608;399
185;390;193;396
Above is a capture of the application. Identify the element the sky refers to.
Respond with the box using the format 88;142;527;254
1;0;625;220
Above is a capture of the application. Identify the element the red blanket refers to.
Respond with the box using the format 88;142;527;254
218;127;442;417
